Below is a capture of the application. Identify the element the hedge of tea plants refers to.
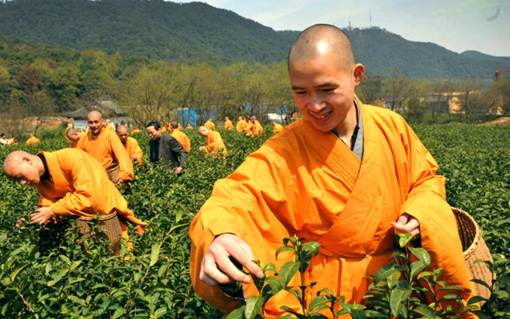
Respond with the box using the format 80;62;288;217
0;124;508;318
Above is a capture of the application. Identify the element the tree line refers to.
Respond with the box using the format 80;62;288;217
0;34;509;139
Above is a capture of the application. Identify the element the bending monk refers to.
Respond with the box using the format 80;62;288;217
76;111;133;185
116;125;143;165
189;24;475;317
198;126;227;156
3;150;147;249
223;117;233;131
65;128;81;148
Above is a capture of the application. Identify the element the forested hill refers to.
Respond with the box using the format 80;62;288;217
0;0;506;80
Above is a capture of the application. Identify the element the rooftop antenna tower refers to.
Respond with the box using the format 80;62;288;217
348;17;352;31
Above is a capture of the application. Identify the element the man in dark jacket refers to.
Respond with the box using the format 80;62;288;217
146;121;187;175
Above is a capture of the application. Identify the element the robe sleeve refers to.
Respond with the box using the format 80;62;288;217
169;137;187;168
133;139;143;165
397;120;475;304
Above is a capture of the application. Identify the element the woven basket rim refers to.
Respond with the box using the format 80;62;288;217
452;207;481;255
78;210;117;222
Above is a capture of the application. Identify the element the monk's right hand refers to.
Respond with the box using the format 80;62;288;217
200;233;263;286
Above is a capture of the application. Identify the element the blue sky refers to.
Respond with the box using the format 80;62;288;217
176;0;509;57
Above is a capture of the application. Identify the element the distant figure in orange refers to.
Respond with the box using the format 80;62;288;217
171;121;191;153
204;119;215;131
272;121;283;134
116;125;143;165
26;134;40;145
223;117;233;131
198;126;227;156
246;116;263;138
235;116;246;132
66;128;81;148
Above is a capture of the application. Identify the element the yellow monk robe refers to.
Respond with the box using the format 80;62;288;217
187;124;193;130
171;130;191;153
37;149;147;240
124;137;143;165
189;102;475;317
131;129;141;135
224;119;233;131
76;128;134;182
273;123;283;134
178;124;184;131
247;121;264;138
235;120;246;132
205;131;227;156
243;120;253;133
204;120;215;131
26;136;40;145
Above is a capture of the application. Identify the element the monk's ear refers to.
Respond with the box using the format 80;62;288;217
353;64;365;86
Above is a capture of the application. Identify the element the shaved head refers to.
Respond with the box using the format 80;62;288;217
289;24;355;72
171;121;179;129
198;126;209;137
66;128;77;137
88;111;102;121
3;151;44;185
116;125;129;143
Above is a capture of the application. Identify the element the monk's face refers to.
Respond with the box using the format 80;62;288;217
146;126;161;140
69;133;80;142
289;50;362;133
88;113;103;135
4;159;40;186
117;128;129;143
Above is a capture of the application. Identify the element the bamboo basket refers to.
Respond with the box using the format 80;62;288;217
452;207;493;302
106;163;120;183
76;211;122;255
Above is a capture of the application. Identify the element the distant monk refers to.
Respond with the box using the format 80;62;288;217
162;122;172;133
26;134;40;145
104;119;115;131
235;116;246;132
177;123;184;131
243;115;253;133
186;124;193;130
273;121;283;134
198;126;227;156
204;119;215;131
64;123;73;141
170;121;191;153
76;111;133;185
65;128;82;148
116;125;143;165
247;116;264;138
131;128;141;135
3;150;147;252
224;117;233;131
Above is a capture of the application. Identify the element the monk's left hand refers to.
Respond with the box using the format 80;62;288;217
31;207;54;224
391;213;420;237
199;146;205;152
115;177;125;186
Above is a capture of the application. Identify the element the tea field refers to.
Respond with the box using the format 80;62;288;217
0;124;509;318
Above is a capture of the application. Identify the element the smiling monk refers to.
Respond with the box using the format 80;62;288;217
189;24;475;317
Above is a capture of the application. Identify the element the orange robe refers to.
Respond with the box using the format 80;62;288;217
204;120;215;131
189;102;475;317
205;131;227;156
37;149;147;239
273;123;283;134
26;136;40;145
243;120;253;133
235;120;246;132
224;120;233;131
131;129;141;135
247;121;264;137
171;130;191;153
124;137;143;165
187;125;193;130
178;124;184;131
76;128;134;182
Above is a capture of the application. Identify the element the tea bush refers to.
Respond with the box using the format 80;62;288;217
0;124;508;318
